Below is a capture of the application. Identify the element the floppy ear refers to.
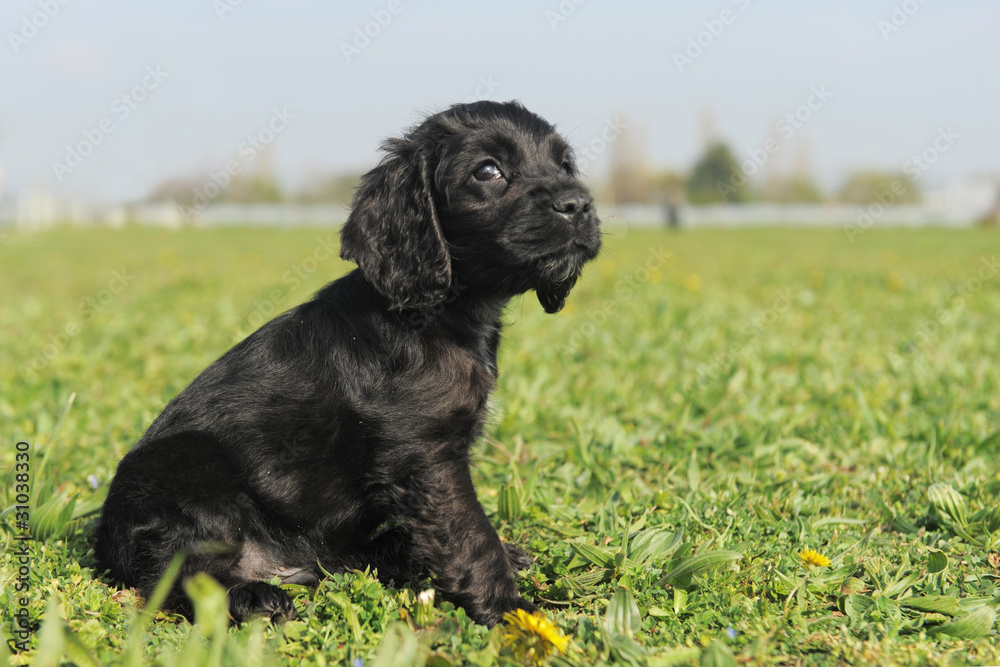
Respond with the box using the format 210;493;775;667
340;138;452;310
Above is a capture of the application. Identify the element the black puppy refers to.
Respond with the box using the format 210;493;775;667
96;100;601;626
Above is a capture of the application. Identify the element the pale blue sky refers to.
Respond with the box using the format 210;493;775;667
1;0;997;201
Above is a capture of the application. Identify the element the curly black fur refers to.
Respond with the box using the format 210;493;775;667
95;100;601;626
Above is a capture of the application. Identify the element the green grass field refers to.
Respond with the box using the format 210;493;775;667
2;225;999;666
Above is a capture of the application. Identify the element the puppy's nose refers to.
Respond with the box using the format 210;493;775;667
552;193;593;222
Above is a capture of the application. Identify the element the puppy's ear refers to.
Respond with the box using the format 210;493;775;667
340;138;451;310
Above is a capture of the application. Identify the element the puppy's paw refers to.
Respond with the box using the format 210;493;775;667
474;597;540;627
503;543;534;573
513;598;540;616
228;581;296;623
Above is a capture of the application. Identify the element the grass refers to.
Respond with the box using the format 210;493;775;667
1;224;999;666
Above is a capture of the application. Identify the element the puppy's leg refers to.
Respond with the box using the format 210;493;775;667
400;460;537;626
361;526;427;585
359;526;527;586
111;516;300;623
503;543;534;573
154;550;298;623
97;432;300;623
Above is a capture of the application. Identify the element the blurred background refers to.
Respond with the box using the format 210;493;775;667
1;0;998;230
5;5;1000;664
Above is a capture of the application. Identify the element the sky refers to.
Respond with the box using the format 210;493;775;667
1;0;998;202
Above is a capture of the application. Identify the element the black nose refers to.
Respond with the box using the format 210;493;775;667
552;193;593;221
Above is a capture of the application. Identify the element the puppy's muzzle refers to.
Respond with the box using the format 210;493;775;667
552;192;593;226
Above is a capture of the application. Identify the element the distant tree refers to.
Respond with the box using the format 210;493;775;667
146;163;285;208
295;173;362;205
650;170;687;205
687;142;746;204
838;170;920;205
222;151;284;203
786;177;824;203
765;175;824;203
607;119;653;204
223;170;284;204
608;161;652;204
763;137;825;203
146;178;201;206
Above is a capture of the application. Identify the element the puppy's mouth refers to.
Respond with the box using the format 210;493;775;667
536;274;578;314
533;240;599;314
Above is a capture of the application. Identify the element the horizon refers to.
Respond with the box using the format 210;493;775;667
2;1;998;204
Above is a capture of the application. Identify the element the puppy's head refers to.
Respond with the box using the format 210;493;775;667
340;101;601;313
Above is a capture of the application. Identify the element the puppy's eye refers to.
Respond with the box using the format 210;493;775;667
561;161;574;175
473;162;503;181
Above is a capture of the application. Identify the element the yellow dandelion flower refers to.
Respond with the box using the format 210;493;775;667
808;270;825;288
502;608;569;665
885;272;904;291
798;548;831;570
683;273;702;293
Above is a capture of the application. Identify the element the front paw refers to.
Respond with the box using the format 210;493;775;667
228;581;297;623
504;543;534;573
471;596;539;627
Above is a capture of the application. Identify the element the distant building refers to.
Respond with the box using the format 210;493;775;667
0;186;106;229
924;177;998;220
14;186;59;229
